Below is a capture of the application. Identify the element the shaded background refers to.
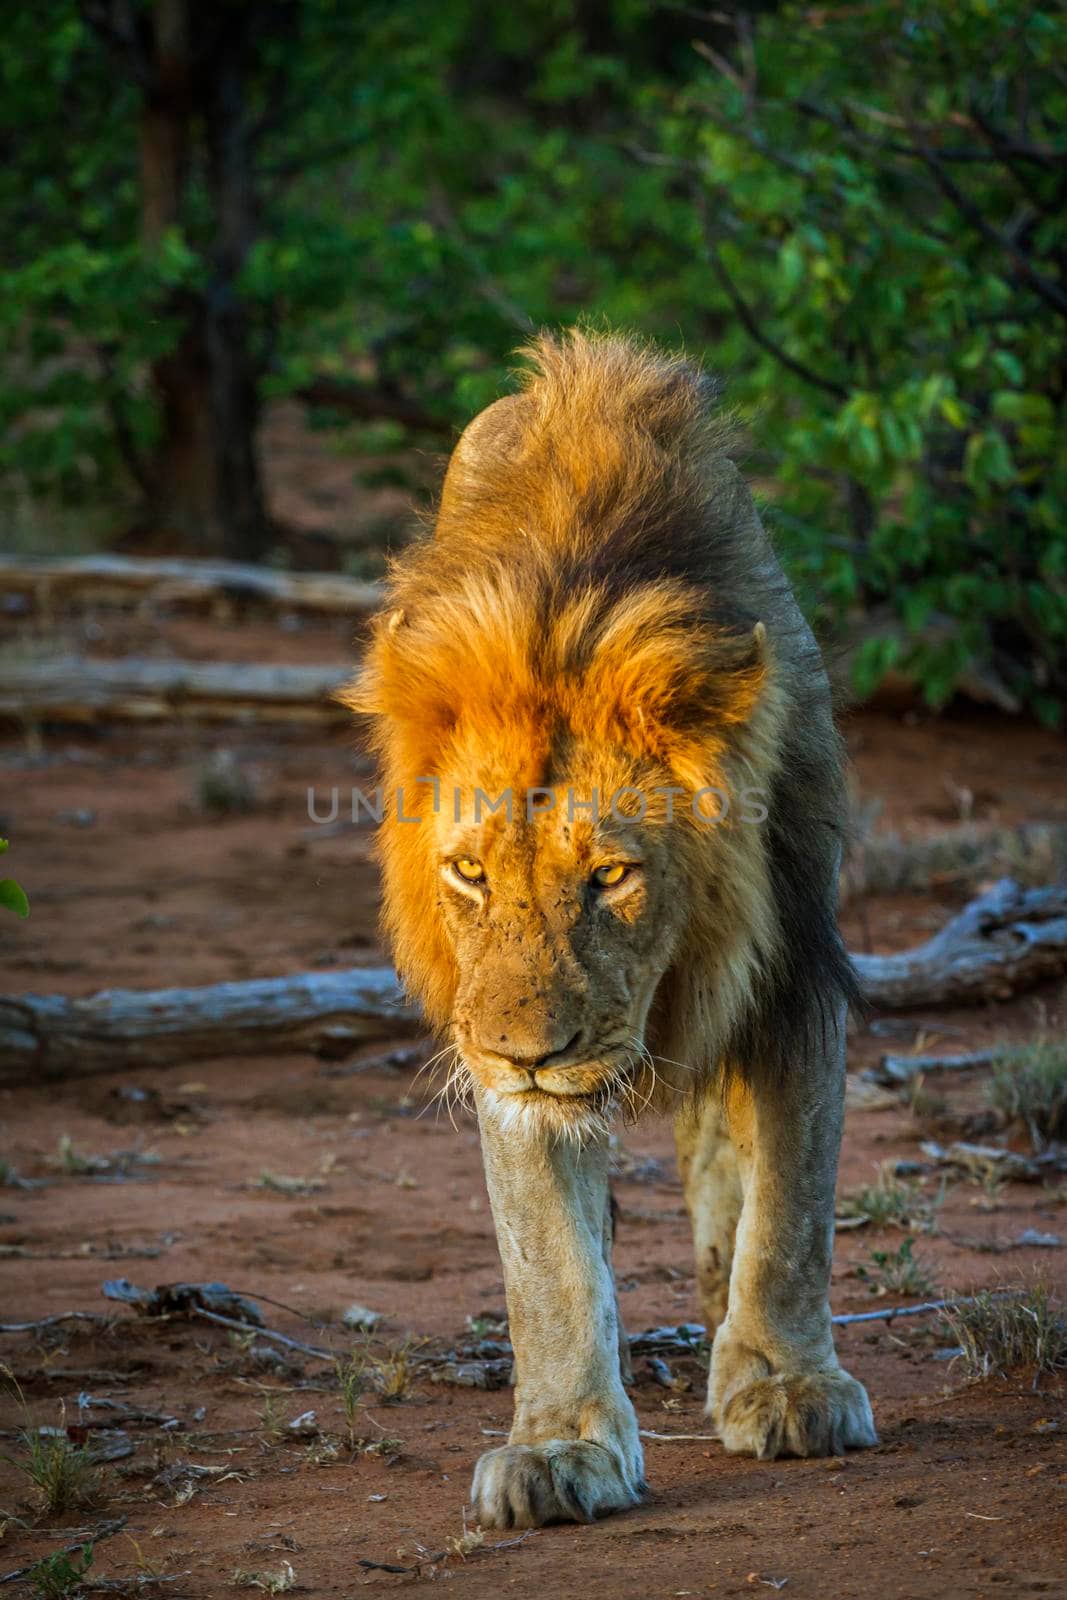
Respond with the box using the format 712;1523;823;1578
2;0;1065;715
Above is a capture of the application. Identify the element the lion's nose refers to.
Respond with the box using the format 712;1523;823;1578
489;1028;583;1071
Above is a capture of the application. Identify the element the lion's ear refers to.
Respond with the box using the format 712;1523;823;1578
698;619;769;731
573;592;770;761
663;620;780;801
336;609;407;719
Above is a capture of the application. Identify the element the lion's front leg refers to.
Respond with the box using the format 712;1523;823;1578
710;1008;877;1459
470;1098;645;1529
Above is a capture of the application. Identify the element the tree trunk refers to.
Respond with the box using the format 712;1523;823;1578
136;0;269;559
139;2;217;550
203;33;270;562
148;315;227;554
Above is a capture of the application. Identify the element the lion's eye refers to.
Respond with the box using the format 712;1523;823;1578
593;863;628;888
453;857;486;884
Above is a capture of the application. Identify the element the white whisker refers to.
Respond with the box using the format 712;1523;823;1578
648;1050;698;1076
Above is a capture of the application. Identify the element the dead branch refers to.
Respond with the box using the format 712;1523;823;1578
865;1050;998;1087
853;878;1067;1009
0;553;383;617
906;123;1067;320
3;881;1064;1083
0;656;352;725
639;1429;719;1441
0;1292;1025;1393
0;968;417;1081
917;1140;1067;1182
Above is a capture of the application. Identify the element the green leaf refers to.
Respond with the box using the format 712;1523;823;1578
0;878;29;918
939;395;968;429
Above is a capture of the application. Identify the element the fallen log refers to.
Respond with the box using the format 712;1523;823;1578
2;880;1064;1080
0;656;352;724
0;968;418;1083
0;553;382;617
854;878;1067;1009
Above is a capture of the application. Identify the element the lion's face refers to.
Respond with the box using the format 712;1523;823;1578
431;735;690;1125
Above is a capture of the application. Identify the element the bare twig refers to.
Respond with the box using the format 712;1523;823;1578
640;1429;719;1441
188;1307;333;1361
905;123;1067;319
0;1516;127;1586
0;1311;113;1334
358;1557;426;1574
830;1293;1014;1328
692;37;745;94
697;198;850;400
429;187;535;334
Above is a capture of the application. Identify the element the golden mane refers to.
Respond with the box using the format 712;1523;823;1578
343;328;855;1080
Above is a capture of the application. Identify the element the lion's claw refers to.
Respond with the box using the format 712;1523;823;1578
470;1440;645;1529
715;1366;876;1459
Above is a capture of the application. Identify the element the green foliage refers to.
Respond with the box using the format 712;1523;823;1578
1;2;1064;705
28;1545;94;1600
663;1;1067;716
0;839;29;919
855;1235;938;1297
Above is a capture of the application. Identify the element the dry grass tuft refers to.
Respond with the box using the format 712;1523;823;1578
334;1337;419;1443
841;818;1067;902
257;1392;287;1446
196;750;259;817
232;1560;296;1593
335;1345;370;1449
371;1340;418;1403
0;1368;101;1518
839;1164;941;1231
988;1038;1067;1149
942;1284;1067;1383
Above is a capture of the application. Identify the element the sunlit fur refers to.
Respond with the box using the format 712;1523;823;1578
342;328;858;1136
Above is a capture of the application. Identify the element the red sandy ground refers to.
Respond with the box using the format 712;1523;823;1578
1;611;1065;1597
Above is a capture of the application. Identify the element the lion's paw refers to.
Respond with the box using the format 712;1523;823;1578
715;1366;876;1459
470;1440;645;1529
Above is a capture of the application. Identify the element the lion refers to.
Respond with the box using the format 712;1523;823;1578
343;328;876;1529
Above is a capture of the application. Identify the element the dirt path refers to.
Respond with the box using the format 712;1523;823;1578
2;661;1065;1596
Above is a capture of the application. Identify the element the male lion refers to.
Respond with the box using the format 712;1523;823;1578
344;329;876;1529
